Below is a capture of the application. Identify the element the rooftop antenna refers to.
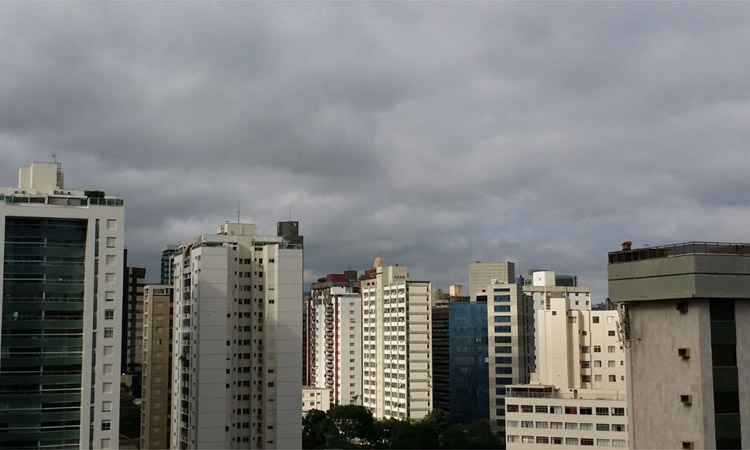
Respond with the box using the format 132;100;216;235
51;153;57;162
237;201;241;224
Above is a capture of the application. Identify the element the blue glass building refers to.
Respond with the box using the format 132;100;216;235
448;302;489;423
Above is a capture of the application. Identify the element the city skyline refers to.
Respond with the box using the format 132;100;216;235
4;4;750;300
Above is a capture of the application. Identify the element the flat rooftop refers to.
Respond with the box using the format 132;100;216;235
608;241;750;265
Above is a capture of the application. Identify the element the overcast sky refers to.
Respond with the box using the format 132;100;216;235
3;4;750;299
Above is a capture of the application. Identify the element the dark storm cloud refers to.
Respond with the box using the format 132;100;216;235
3;3;750;299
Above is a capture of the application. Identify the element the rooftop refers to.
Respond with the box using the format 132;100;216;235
608;241;750;265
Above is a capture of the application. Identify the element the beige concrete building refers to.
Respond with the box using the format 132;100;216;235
360;258;432;420
302;387;332;413
609;242;750;450
505;386;627;449
505;275;628;450
484;279;533;435
171;222;303;450
0;162;126;449
141;285;173;450
469;261;515;301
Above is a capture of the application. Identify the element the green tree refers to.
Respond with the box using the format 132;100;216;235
303;409;339;449
327;405;376;445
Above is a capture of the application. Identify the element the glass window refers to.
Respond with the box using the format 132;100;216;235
597;423;610;431
580;407;592;415
101;420;111;431
494;316;511;323
565;422;578;430
496;346;512;354
494;305;510;312
104;309;114;320
535;405;548;413
612;407;625;416
506;404;519;412
536;437;549;444
103;382;113;393
521;421;533;428
581;438;594;446
102;401;113;412
496;356;512;364
580;422;593;431
597;439;611;447
565;438;579;446
494;295;510;302
104;328;114;338
495;326;511;333
106;237;116;248
612;439;626;448
550;422;562;429
495;336;512;344
521;405;533;413
593;360;602;368
536;421;548;429
593;345;601;353
596;407;609;416
565;406;577;414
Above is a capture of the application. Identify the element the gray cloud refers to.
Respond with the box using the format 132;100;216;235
3;3;750;300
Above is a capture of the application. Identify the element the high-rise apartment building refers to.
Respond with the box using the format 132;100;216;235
360;258;432;420
505;275;628;449
484;279;533;435
123;262;146;397
469;261;515;301
0;161;125;449
309;273;362;406
171;222;303;450
609;242;750;450
448;301;489;423
161;244;179;286
141;285;173;450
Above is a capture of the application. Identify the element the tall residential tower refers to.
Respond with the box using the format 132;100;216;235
0;162;125;449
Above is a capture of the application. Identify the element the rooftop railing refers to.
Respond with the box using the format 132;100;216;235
608;241;750;264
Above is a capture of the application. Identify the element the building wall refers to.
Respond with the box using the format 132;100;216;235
486;281;532;434
170;224;303;450
431;304;450;414
302;387;332;413
505;395;628;449
0;176;124;449
335;291;362;406
469;261;515;300
141;285;173;450
449;302;488;423
361;264;432;420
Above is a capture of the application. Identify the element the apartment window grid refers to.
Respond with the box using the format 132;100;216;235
505;401;628;448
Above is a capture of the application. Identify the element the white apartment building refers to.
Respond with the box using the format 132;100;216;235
0;162;124;449
170;222;303;450
302;387;332;413
310;285;362;406
469;261;515;301
361;258;432;420
504;386;627;449
484;280;533;435
505;275;628;450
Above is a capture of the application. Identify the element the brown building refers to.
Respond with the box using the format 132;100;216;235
140;285;173;450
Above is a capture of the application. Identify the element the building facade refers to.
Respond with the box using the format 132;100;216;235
302;387;332;414
469;261;515;301
361;258;432;420
448;301;489;423
170;222;303;450
484;280;532;435
141;285;173;450
0;161;124;449
123;263;146;397
609;242;750;450
160;244;179;286
309;278;362;406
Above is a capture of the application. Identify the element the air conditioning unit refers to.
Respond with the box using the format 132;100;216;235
680;394;692;406
676;301;689;314
678;348;690;359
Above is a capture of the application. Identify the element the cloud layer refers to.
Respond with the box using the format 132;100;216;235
3;4;750;298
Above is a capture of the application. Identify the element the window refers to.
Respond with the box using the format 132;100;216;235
506;420;518;428
581;346;590;353
105;291;115;302
535;405;548;413
565;406;577;414
494;316;511;323
535;421;548;429
103;364;113;375
496;367;513;374
608;345;616;353
612;407;625;416
104;328;114;338
104;309;114;320
612;424;626;432
552;437;563;445
580;407;592;415
550;422;562;429
593;316;600;324
494;305;510;312
106;219;117;231
496;356;512;364
551;406;563;415
565;422;578;430
536;437;550;444
593;345;601;353
565;438;579;446
580;422;593;431
102;401;113;412
103;382;113;393
521;405;533;413
581;438;594;446
596;407;609;416
608;360;616;368
597;439;611;447
594;375;603;382
495;346;512;354
506;404;519;412
103;346;113;356
597;423;610;431
581;361;591;369
608;330;616;336
581;375;591;383
106;237;116;248
101;420;111;431
494;295;510;302
593;360;602;368
612;439;626;447
105;255;116;266
521;421;533;428
495;326;511;333
105;273;115;283
495;336;512;344
609;375;617;382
